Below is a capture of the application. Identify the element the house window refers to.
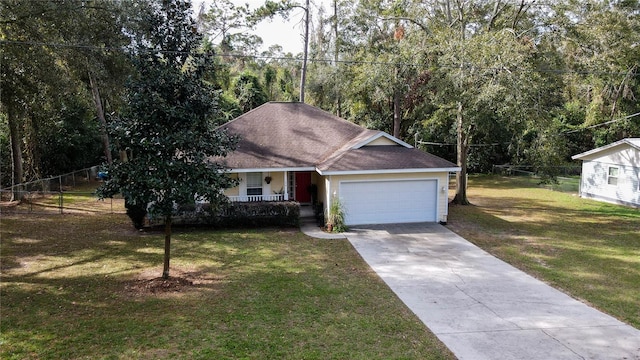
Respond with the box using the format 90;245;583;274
607;167;619;186
246;172;263;196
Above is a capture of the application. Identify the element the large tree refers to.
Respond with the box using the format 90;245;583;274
412;0;563;204
549;0;640;146
305;0;562;203
252;0;311;101
0;0;129;194
233;71;269;112
97;0;237;279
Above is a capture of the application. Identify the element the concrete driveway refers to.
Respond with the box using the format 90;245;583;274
346;223;640;360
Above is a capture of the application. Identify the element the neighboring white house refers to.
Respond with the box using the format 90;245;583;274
572;138;640;208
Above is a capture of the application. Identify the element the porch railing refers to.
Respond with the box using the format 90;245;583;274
228;194;285;202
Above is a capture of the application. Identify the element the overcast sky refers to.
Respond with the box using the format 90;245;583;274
194;0;328;54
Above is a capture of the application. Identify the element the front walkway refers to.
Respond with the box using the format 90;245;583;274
345;223;640;360
299;204;346;240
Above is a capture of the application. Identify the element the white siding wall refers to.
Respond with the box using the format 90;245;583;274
582;147;640;167
580;161;640;207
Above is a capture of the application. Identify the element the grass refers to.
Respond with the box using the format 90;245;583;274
520;175;581;193
447;175;640;329
0;211;454;359
5;180;124;214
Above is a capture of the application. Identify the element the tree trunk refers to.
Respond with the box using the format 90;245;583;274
299;0;310;103
334;0;341;117
162;216;172;279
453;101;471;205
119;150;129;162
392;89;402;139
89;72;113;165
23;112;41;182
7;106;23;201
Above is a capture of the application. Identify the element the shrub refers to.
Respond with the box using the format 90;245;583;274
326;197;347;233
148;201;300;228
125;199;147;229
217;201;300;227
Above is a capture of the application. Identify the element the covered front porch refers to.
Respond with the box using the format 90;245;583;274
225;170;322;204
227;194;285;202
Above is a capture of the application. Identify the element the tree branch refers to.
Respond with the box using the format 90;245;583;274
512;0;534;30
378;16;429;34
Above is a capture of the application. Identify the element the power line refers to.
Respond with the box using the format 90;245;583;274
416;141;507;147
0;39;635;77
0;39;189;55
414;112;640;147
564;112;640;134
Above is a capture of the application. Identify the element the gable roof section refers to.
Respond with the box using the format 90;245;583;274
572;138;640;161
218;102;364;170
351;131;413;149
217;102;459;173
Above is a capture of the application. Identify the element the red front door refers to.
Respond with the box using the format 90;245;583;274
295;172;312;203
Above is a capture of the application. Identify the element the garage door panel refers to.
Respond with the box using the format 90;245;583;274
340;179;437;225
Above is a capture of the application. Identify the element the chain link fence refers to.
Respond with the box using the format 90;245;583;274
1;166;125;215
492;164;581;177
491;165;581;193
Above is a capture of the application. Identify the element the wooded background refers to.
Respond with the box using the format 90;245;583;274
2;0;638;190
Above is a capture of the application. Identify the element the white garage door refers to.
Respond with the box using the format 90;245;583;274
340;179;438;225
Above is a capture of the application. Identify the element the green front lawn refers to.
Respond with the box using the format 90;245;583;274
5;174;636;359
447;175;640;329
0;212;454;360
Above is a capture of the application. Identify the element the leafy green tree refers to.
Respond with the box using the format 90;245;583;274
0;0;129;192
198;0;256;55
233;71;269;112
97;0;237;279
253;0;310;101
306;0;432;140
267;58;299;102
38;97;104;176
414;0;563;204
549;0;640;146
0;114;10;188
65;13;131;165
1;0;66;191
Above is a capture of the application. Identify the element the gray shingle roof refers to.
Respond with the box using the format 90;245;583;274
217;102;458;172
318;146;459;173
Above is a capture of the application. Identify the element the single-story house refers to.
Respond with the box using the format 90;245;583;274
215;102;460;225
572;138;640;208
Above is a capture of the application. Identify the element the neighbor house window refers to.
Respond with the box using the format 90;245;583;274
607;167;619;186
246;172;263;196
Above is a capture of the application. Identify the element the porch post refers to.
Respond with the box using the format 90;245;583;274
284;171;289;200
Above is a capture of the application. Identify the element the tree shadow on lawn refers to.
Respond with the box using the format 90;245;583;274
1;213;455;359
0;213;245;294
0;215;298;358
463;193;639;247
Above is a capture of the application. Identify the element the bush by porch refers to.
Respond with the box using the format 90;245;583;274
147;201;301;228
